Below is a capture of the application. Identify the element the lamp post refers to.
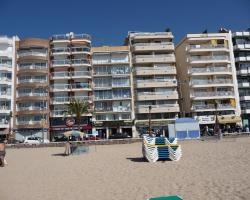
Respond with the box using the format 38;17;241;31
148;105;152;136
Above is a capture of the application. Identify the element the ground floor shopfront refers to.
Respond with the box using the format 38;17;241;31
93;120;136;138
14;128;49;141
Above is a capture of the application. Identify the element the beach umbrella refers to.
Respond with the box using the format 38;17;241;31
64;130;85;138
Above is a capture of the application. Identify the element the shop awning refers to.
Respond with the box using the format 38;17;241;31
218;116;241;124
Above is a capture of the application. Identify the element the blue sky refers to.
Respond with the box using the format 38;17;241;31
0;0;249;46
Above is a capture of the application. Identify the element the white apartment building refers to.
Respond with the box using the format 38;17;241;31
127;32;180;135
176;31;241;129
232;29;250;127
0;36;16;137
50;32;92;139
92;46;135;138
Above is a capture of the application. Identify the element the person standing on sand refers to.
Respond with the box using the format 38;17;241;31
0;139;7;167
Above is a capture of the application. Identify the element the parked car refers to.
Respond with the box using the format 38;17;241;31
24;137;41;144
84;134;100;140
108;133;131;139
24;137;50;144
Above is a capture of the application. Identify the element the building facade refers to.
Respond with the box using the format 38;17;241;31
13;38;50;141
0;36;16;138
49;32;92;140
232;30;250;127
127;32;180;135
176;31;241;129
92;46;135;138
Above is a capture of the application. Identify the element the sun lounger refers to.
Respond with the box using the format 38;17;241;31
148;195;183;200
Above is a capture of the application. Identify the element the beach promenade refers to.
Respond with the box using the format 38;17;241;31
1;137;250;200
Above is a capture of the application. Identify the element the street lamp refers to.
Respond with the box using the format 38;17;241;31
148;105;152;136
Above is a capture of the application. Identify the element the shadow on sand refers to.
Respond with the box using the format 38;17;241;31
126;157;148;162
51;153;67;157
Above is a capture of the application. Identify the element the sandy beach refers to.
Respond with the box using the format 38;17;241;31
1;137;250;200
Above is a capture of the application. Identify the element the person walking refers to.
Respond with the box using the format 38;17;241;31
0;139;7;167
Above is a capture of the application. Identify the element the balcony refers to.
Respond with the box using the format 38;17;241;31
189;55;230;64
0;77;11;85
93;84;112;90
235;56;250;62
136;104;179;113
71;59;91;66
129;32;173;40
187;44;229;52
71;71;91;79
190;79;233;88
189;66;232;75
240;96;250;101
51;110;65;117
133;54;175;64
51;47;70;55
18;64;47;74
71;34;91;42
51;96;92;104
132;42;174;52
95;107;131;113
16;107;48;115
92;59;129;65
112;83;130;88
135;79;177;88
0;107;11;114
51;35;70;43
16;120;45;127
18;79;47;84
71;47;90;54
136;92;178;101
135;66;176;76
0;120;9;128
237;68;250;75
52;60;71;67
18;50;47;59
191;91;235;100
71;83;91;91
238;82;250;88
192;104;235;111
0;64;12;71
51;72;70;80
51;84;71;92
233;43;250;50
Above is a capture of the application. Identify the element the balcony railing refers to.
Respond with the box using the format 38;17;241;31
133;42;173;46
189;55;229;62
18;79;47;83
52;47;70;53
191;79;233;85
18;50;47;57
18;63;47;70
193;104;234;110
16;121;42;125
188;44;228;50
71;71;91;77
95;107;131;112
52;60;71;65
134;54;174;59
17;106;47;111
0;107;11;111
192;91;234;97
136;79;176;83
52;72;69;77
51;83;91;90
71;59;90;65
73;34;91;40
71;47;90;53
18;93;47;97
189;66;231;73
137;91;176;96
51;110;65;116
52;34;70;40
137;104;178;109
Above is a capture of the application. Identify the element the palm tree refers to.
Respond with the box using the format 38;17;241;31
64;99;89;131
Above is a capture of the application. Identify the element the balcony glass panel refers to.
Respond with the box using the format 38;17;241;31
19;62;47;69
